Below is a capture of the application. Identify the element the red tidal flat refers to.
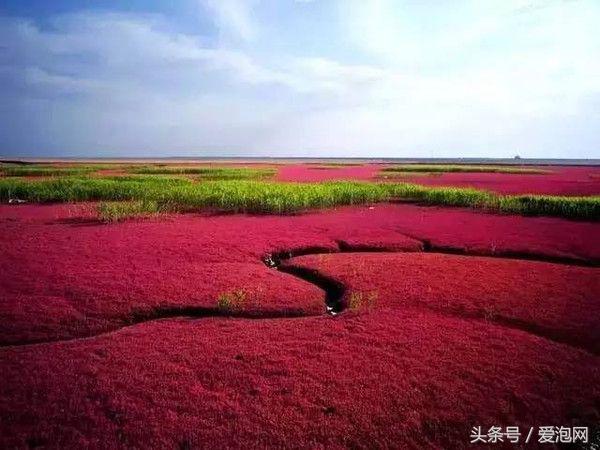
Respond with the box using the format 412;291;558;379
392;166;600;196
1;202;599;448
283;253;600;353
276;163;380;182
275;163;600;196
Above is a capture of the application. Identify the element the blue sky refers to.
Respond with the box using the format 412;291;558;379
1;0;599;158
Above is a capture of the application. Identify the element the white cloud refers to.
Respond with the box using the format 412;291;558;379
1;11;395;97
341;0;600;112
23;67;105;94
1;1;599;157
200;0;258;41
0;11;397;155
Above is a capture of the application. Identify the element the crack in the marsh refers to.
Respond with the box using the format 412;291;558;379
1;308;317;349
338;233;599;267
266;238;599;356
276;265;346;315
2;235;597;353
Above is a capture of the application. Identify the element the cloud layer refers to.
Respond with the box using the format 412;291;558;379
1;0;599;157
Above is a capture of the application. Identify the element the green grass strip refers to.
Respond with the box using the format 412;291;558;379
0;177;597;221
0;164;129;177
98;200;161;222
0;166;94;177
127;166;275;179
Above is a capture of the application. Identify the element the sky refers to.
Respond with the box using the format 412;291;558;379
1;0;599;158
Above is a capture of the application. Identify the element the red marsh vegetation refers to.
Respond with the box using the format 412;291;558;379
1;199;599;448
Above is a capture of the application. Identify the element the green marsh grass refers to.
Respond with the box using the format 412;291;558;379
0;176;598;221
127;166;276;179
98;200;160;222
496;195;600;221
216;289;248;312
0;163;132;177
0;165;96;177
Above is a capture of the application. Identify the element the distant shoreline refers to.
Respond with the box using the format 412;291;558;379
2;157;599;166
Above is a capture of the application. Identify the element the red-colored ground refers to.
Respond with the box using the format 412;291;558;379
1;202;599;448
276;163;380;182
284;253;599;353
390;166;600;196
276;163;600;196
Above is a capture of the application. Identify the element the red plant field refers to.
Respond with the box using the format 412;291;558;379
276;163;380;182
1;193;599;448
389;166;600;196
275;163;600;196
